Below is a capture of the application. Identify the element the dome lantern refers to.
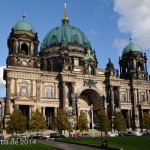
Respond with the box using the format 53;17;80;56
40;5;91;51
122;38;142;55
13;14;35;33
61;3;70;25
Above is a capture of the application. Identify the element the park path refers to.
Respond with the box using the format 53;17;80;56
38;139;104;150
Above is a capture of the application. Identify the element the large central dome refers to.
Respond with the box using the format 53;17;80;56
40;11;91;51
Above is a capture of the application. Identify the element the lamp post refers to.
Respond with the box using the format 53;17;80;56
91;104;94;138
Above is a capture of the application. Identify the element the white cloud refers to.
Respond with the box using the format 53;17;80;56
86;29;98;36
0;66;6;88
113;38;129;55
114;0;150;49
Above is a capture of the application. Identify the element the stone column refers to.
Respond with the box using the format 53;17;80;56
36;80;41;101
31;105;35;112
137;89;139;103
15;78;18;96
57;84;59;99
54;107;58;117
15;39;19;54
1;103;5;119
127;110;131;128
54;83;57;98
127;89;130;103
147;90;149;102
117;86;121;109
134;90;138;113
31;80;34;97
110;86;114;116
62;82;66;111
72;82;76;115
34;41;38;56
5;78;11;116
29;105;32;120
132;89;139;129
43;107;45;117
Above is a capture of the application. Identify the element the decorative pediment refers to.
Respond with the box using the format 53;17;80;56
15;96;35;101
140;101;150;105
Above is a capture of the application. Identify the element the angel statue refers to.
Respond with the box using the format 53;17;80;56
66;105;73;116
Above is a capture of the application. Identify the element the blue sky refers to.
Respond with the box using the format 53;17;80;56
1;0;150;97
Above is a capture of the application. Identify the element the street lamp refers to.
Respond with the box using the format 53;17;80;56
91;104;94;138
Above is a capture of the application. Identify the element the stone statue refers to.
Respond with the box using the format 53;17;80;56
115;107;120;113
87;65;92;74
84;49;95;61
66;105;73;116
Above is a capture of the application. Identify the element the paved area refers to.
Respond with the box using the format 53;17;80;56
38;139;104;150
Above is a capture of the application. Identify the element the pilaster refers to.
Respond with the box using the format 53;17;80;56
5;78;11;116
36;80;41;101
62;82;66;111
110;86;114;116
72;82;76;115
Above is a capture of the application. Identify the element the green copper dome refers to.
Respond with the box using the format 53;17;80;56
13;21;34;33
40;20;91;51
122;43;142;55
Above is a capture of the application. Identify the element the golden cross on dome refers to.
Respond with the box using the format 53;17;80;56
63;3;68;20
64;3;67;11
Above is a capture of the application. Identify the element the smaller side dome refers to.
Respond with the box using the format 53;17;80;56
13;21;34;33
122;43;142;55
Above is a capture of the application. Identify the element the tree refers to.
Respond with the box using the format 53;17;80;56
6;109;26;135
113;111;126;133
94;108;110;137
29;109;47;132
142;112;150;130
76;111;89;133
53;110;72;134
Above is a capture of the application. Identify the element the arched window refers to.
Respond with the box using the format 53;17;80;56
51;59;58;72
21;85;27;96
74;58;79;66
137;61;143;71
140;92;145;102
21;43;28;55
46;88;53;98
121;94;126;102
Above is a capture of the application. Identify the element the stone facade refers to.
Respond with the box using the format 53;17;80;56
2;10;150;131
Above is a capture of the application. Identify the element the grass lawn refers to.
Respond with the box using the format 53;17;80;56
63;136;150;150
0;141;58;150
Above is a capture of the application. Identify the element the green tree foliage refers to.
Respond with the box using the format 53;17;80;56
29;109;47;132
76;111;89;133
53;110;72;134
6;109;26;135
94;108;110;137
142;113;150;129
113;111;126;132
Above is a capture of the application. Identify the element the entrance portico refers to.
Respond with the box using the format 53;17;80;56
75;88;106;128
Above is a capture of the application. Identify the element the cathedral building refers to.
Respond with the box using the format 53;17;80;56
1;6;150;131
